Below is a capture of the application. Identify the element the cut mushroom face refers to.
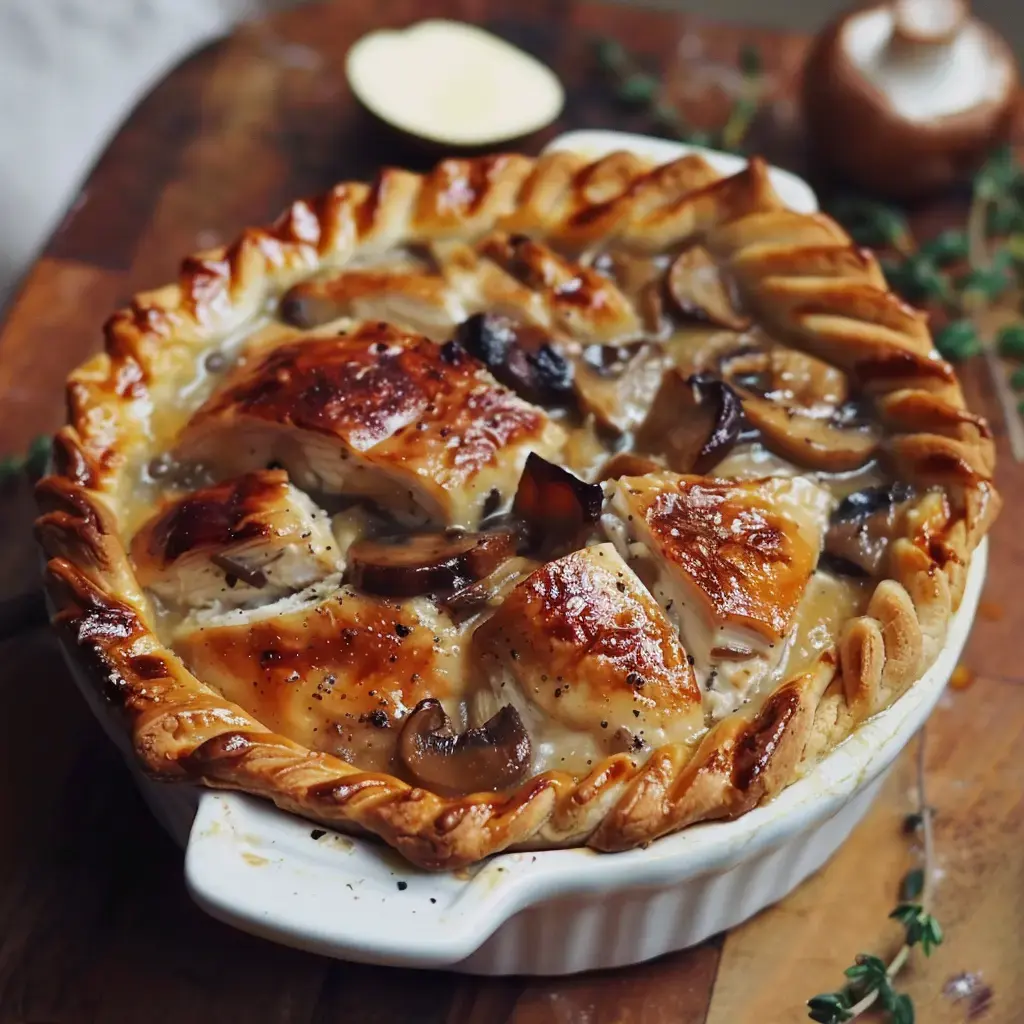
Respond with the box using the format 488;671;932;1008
666;246;752;331
347;529;517;597
822;482;915;576
573;342;668;433
721;348;880;472
398;698;532;794
634;371;743;474
513;452;603;550
453;313;573;406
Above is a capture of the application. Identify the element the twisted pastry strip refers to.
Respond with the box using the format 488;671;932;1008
37;150;995;869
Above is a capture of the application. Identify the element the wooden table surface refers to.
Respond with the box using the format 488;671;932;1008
1;2;1021;1021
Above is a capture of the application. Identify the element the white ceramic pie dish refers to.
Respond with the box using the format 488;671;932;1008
57;131;984;975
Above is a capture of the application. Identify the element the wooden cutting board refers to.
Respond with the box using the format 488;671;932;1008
1;2;1021;1021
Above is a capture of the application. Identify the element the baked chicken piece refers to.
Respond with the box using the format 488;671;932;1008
474;543;704;772
604;473;832;714
174;321;564;529
174;578;468;773
131;470;339;610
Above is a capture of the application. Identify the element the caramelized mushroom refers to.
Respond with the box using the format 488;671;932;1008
513;453;603;549
597;452;664;482
634;371;743;474
573;342;667;433
453;313;573;406
822;482;915;576
399;698;532;794
347;530;516;597
666;246;751;330
722;348;879;472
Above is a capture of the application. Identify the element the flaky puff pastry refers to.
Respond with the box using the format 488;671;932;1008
37;149;996;869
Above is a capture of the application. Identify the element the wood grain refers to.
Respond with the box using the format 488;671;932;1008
0;1;1020;1021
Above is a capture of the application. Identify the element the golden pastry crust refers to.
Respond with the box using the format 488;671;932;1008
37;149;997;870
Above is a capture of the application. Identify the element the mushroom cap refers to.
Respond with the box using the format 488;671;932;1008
802;1;1019;198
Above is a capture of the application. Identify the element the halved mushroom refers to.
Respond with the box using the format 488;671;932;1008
347;529;517;597
722;348;880;472
822;482;915;576
634;371;743;474
573;342;668;433
453;313;573;406
666;246;751;331
513;452;603;549
398;698;531;794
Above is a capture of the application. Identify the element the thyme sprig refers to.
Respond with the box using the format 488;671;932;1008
0;434;51;486
593;37;764;154
828;146;1024;461
807;733;942;1024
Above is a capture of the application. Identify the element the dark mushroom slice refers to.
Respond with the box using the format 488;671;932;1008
666;246;752;331
822;482;915;577
634;371;743;474
573;342;668;433
347;530;517;597
453;313;573;406
399;698;532;794
722;348;880;473
513;452;603;549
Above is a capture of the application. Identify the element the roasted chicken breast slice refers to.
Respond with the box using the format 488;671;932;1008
175;321;564;528
131;470;339;610
474;543;703;773
174;578;469;773
605;473;832;715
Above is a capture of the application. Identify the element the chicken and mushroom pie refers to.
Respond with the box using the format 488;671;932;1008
37;150;997;870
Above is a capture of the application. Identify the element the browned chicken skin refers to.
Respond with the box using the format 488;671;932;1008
175;321;564;528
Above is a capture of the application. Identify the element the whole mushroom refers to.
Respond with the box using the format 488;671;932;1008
803;0;1019;198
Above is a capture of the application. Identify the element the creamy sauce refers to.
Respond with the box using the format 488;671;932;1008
121;237;901;786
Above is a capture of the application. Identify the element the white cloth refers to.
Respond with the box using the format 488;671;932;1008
0;0;288;302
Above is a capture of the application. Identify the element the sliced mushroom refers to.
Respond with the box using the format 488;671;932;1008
666;246;751;330
634;371;743;474
513;452;603;549
347;530;517;597
399;698;532;794
822;482;915;576
722;348;880;473
597;451;664;482
453;313;573;406
573;342;668;433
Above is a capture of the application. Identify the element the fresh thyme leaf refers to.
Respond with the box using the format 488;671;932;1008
985;203;1024;236
973;145;1022;200
617;73;658;104
997;322;1024;358
920;230;969;266
900;868;925;900
807;993;853;1023
958;264;1012;302
829;196;912;252
891;993;915;1024
935;319;980;361
1010;366;1024;389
